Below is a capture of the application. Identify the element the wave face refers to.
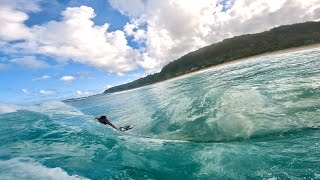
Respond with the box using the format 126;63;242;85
1;49;320;179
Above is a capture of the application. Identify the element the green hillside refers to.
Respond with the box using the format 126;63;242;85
105;21;320;93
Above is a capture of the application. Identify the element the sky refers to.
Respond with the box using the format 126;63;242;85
0;0;319;104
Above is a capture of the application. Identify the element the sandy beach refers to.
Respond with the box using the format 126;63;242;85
187;43;320;76
105;43;320;93
238;43;320;60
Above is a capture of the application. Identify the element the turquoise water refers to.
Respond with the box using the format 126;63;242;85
1;49;320;179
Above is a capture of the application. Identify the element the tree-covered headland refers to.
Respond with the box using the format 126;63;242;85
104;21;320;94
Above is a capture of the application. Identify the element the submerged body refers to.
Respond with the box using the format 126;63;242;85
96;115;133;131
95;116;118;130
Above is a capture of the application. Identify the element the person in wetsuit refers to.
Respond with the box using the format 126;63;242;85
95;116;118;130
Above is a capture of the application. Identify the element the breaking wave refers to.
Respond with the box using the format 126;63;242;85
2;49;320;179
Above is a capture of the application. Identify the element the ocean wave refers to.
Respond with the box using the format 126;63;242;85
0;158;88;180
0;103;20;114
29;101;84;116
0;101;83;116
115;87;320;142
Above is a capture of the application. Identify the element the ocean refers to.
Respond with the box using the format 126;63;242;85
1;49;320;179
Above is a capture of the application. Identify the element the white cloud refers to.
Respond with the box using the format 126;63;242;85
32;75;51;81
41;75;51;79
0;0;42;12
40;75;51;80
0;7;33;41
10;56;49;69
128;72;147;78
24;6;139;73
0;5;141;74
110;0;320;71
76;72;92;79
106;84;113;89
39;89;55;95
0;103;19;114
108;0;145;16
60;76;75;82
21;89;30;94
0;0;41;41
1;0;320;75
124;20;146;43
76;90;90;95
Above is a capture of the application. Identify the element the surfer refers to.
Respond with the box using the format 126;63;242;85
95;116;118;130
95;116;133;131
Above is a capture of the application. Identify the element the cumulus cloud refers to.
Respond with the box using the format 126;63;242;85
124;19;146;43
60;76;75;82
0;5;140;74
39;89;55;95
31;6;140;73
1;0;320;75
0;1;140;73
0;7;33;41
10;56;49;69
110;0;320;71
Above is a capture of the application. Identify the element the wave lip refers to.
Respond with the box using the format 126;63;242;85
0;101;83;116
0;103;20;114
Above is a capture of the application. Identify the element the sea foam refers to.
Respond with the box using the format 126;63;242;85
0;158;88;180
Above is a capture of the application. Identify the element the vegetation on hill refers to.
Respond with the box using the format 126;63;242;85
104;21;320;93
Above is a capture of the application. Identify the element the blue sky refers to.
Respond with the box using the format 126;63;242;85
0;0;319;104
0;0;142;104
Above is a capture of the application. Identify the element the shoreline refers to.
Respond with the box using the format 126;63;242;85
102;43;320;96
189;43;320;75
88;43;320;98
232;43;320;61
127;43;320;92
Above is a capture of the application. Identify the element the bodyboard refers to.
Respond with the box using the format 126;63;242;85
119;125;133;132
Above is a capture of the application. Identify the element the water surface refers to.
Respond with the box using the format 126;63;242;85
1;49;320;179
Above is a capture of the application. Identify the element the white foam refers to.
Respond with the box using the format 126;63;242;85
0;158;88;180
207;89;271;140
194;145;235;177
0;101;83;116
0;103;20;114
122;135;187;144
34;101;84;116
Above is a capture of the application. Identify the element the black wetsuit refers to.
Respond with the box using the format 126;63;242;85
98;118;118;129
